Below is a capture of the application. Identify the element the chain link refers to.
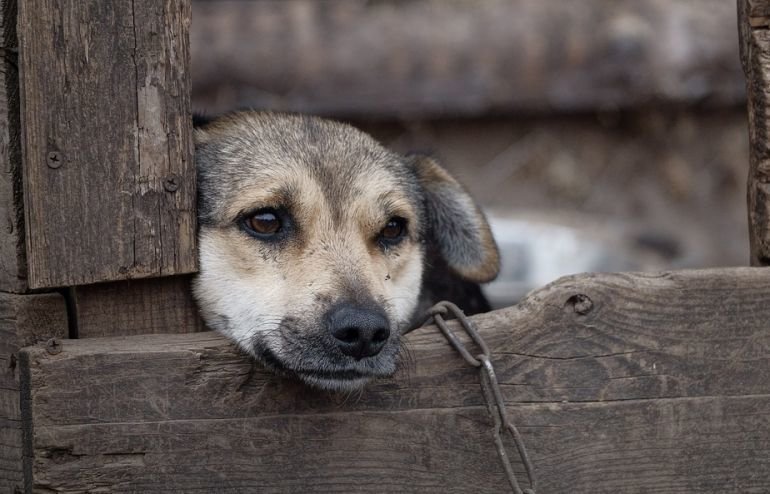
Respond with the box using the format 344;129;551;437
416;301;537;494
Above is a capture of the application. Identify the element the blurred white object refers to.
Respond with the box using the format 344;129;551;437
482;210;705;308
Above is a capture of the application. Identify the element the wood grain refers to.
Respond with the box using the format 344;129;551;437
25;397;770;494
739;0;770;265
0;0;26;293
192;0;744;118
0;292;67;493
18;0;196;288
73;275;205;338
746;0;770;19
20;268;770;493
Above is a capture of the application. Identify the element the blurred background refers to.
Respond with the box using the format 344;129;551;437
190;0;748;307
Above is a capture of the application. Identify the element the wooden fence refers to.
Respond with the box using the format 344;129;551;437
0;1;768;492
192;0;744;118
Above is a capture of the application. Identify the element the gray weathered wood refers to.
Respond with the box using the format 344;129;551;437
739;0;770;265
26;397;770;493
19;268;770;492
0;292;67;493
192;0;744;118
73;275;205;338
18;0;196;288
0;0;25;293
746;0;770;19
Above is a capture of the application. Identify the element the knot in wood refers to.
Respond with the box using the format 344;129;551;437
566;293;593;315
45;337;62;355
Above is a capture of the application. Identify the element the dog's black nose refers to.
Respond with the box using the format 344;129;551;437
327;305;390;360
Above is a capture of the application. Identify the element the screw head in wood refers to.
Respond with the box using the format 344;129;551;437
47;152;62;169
45;337;62;355
163;174;180;192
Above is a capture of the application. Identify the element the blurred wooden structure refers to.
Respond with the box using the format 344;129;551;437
192;0;744;118
0;0;767;492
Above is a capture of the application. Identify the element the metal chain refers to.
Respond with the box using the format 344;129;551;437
417;301;537;494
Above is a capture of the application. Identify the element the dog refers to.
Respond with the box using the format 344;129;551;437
193;111;499;391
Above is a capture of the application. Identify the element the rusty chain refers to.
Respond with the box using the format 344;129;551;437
414;301;537;494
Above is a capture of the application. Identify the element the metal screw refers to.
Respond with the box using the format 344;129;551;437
163;174;180;192
45;337;62;355
47;152;62;169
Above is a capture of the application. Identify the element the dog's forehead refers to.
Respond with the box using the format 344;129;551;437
196;113;421;223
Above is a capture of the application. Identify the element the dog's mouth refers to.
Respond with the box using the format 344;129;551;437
294;369;382;391
256;345;397;391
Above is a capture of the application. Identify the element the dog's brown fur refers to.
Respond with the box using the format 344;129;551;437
193;111;499;390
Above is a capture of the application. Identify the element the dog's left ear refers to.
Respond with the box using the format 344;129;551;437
408;154;500;283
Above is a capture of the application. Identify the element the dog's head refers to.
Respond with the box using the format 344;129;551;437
193;112;498;390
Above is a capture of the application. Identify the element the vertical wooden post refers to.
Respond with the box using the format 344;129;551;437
0;0;26;293
0;2;70;489
0;293;67;492
739;0;770;265
18;0;196;288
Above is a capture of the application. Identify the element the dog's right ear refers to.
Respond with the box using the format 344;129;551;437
408;154;500;283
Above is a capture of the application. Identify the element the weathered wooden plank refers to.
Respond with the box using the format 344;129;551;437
739;0;770;265
747;0;770;20
0;292;67;493
18;0;196;288
192;0;744;118
0;0;25;293
73;275;205;338
24;396;770;494
19;268;770;492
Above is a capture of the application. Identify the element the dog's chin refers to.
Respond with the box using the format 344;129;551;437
296;372;375;392
254;345;398;392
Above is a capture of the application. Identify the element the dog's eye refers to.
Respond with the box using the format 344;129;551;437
378;217;407;246
243;209;282;238
249;212;280;234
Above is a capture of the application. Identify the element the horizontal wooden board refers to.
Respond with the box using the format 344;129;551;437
19;268;770;492
24;397;770;493
192;0;745;118
73;275;205;338
18;0;196;288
